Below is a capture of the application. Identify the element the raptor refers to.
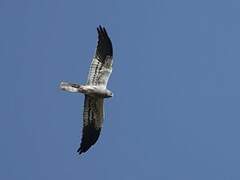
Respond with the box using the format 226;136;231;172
59;26;113;154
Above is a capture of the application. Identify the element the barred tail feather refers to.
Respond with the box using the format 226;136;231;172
59;81;83;93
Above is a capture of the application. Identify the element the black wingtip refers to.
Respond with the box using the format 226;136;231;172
77;145;86;155
77;146;88;155
97;25;109;36
77;126;102;155
77;148;83;155
97;25;103;30
95;25;113;61
97;25;102;33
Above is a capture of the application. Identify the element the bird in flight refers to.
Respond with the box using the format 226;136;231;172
59;26;113;154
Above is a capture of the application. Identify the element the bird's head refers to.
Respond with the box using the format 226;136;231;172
105;90;113;98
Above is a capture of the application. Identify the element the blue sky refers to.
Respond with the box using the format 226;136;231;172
1;0;240;179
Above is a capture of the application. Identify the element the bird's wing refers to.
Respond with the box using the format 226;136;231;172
77;95;104;154
87;26;113;88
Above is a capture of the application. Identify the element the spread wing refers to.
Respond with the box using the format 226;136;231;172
87;26;113;88
77;95;104;154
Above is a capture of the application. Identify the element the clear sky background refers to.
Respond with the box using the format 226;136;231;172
1;0;240;179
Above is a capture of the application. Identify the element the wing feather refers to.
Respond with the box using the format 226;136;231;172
87;26;113;88
77;95;104;154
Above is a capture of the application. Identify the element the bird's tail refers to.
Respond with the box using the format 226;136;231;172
59;81;83;93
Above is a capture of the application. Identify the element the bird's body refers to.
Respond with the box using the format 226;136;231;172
59;26;113;154
60;82;113;98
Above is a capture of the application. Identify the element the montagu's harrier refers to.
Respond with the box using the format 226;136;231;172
59;26;113;154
